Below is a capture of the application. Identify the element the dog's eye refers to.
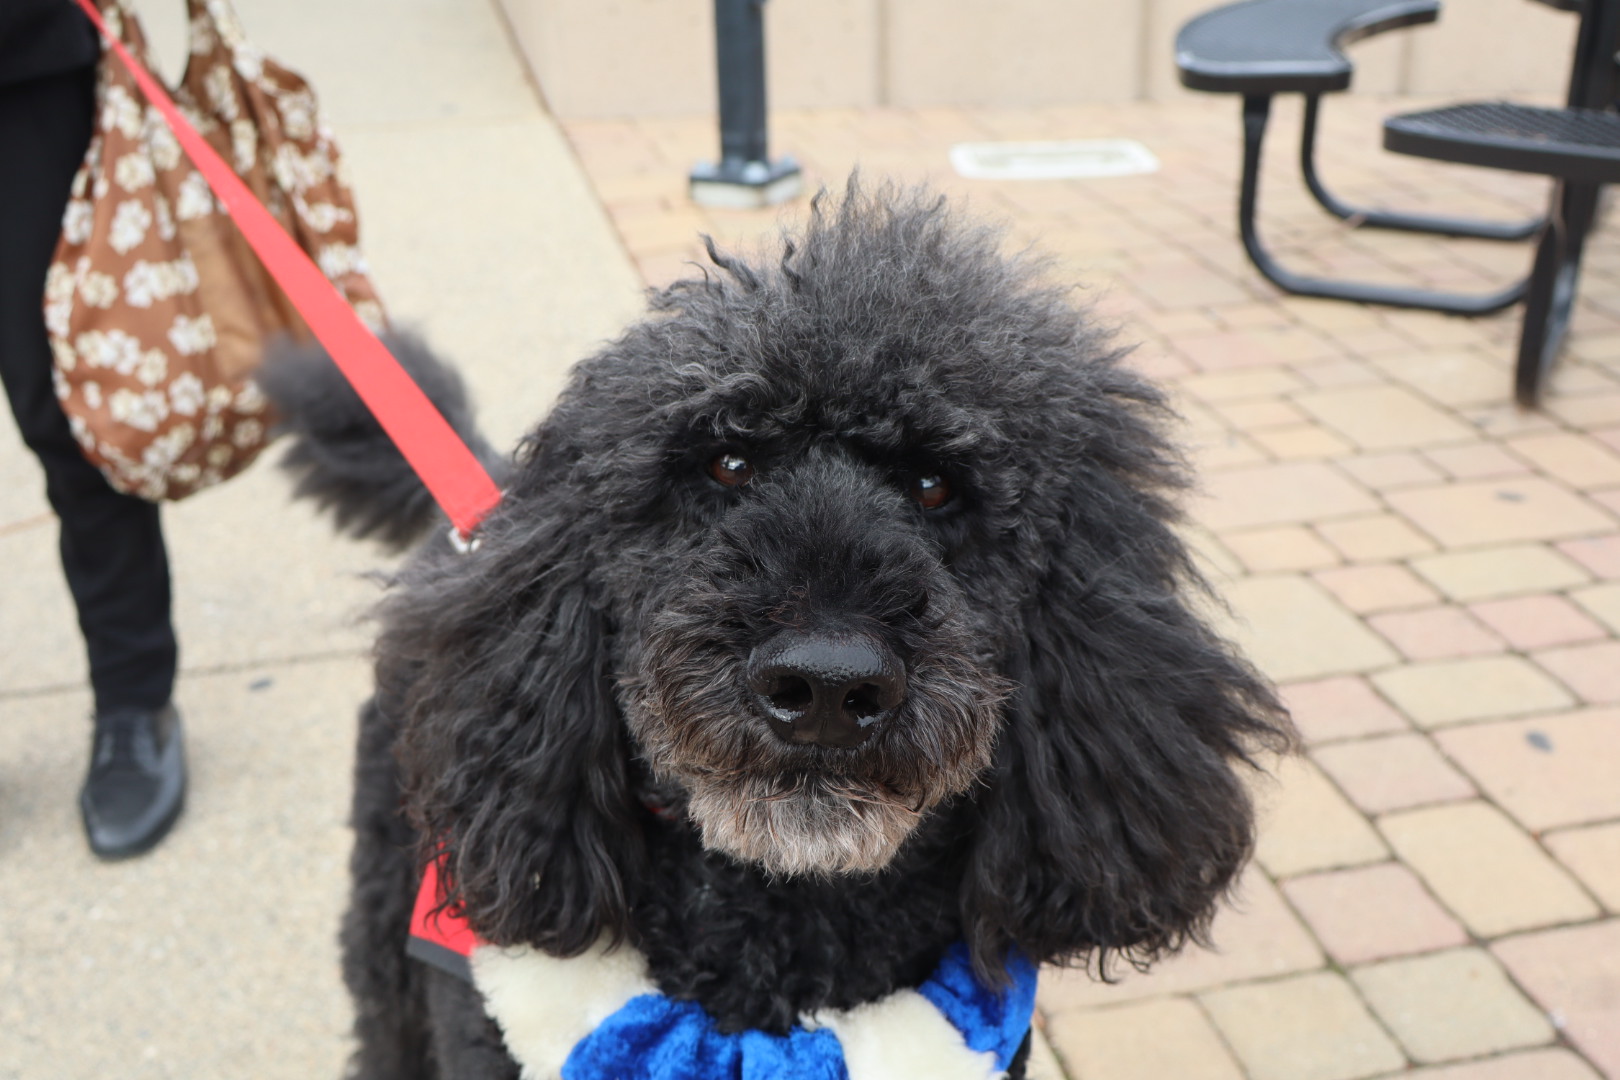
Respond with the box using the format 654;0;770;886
709;452;755;488
909;473;951;510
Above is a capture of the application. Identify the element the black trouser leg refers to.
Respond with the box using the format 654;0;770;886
0;66;177;713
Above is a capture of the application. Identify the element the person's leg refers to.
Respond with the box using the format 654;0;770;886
0;65;185;858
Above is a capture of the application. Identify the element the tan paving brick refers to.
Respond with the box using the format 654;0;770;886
1338;451;1446;492
1544;822;1620;913
1184;524;1245;580
1557;534;1620;578
1534;642;1620;703
1280;676;1411;744
1037;869;1322;1011
1350;948;1556;1064
1222;525;1342;572
1465;407;1564;444
1336;327;1419;358
1236;325;1346;364
1366;606;1505;661
1372;656;1576;729
1379;348;1519;410
1379;801;1600;936
1179;394;1241;440
1411;544;1592;602
1424;442;1535;481
1192;432;1272;471
1179;368;1306;403
613;207;711;255
1045;997;1245;1080
1594;485;1620;517
1294;357;1385;387
1570;333;1620;364
1550;360;1620;397
1195;462;1378;532
1287;297;1385;333
1130;347;1198;381
1317;513;1439;560
1571;581;1620;633
635;249;708;290
1131;271;1254;314
1212;301;1293;330
1312;733;1477;813
1390;1048;1603;1080
1145;308;1226;335
1314;564;1442;614
1254;755;1390;877
1436;708;1620;831
1220;576;1400;682
1386;479;1614;547
1251;424;1357;460
1544;391;1620;428
1467;595;1608;650
1211;398;1309;431
1493;920;1620;1080
1199;971;1406;1080
1362;349;1502;409
588;170;688;206
1295;384;1477;451
1386;310;1498;350
1507;432;1620;490
1281;862;1469;964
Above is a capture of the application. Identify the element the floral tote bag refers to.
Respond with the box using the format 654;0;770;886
45;0;385;500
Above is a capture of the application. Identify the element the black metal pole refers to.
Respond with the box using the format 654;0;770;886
690;0;801;207
715;0;768;171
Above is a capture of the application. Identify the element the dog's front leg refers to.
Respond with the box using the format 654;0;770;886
424;967;522;1080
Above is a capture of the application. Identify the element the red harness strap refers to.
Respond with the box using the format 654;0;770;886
407;855;481;983
74;0;504;539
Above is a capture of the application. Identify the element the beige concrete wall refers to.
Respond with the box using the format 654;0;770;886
495;0;1584;119
496;0;711;116
495;0;879;117
885;0;1143;106
1404;0;1576;97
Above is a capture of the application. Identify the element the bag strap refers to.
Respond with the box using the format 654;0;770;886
72;0;503;540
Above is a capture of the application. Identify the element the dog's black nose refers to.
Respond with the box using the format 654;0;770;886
747;631;904;749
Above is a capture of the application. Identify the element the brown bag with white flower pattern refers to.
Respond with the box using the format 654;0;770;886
45;0;384;501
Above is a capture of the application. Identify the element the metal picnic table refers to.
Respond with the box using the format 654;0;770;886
1178;0;1620;404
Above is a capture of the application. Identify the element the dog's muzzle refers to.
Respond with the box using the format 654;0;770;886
745;630;905;749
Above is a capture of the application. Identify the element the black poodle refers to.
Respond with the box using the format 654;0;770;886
263;181;1291;1080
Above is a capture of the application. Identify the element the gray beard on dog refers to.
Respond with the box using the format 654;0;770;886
686;773;922;877
622;630;1005;877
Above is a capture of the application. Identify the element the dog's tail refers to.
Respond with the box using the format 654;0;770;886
258;332;509;550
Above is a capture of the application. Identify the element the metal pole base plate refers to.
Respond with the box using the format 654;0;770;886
689;156;804;209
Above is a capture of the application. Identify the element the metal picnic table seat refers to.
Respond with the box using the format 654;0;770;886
1175;0;1540;318
1381;0;1620;402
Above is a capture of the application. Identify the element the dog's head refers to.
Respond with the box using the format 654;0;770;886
385;181;1290;976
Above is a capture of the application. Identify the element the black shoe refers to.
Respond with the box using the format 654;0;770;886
79;702;186;860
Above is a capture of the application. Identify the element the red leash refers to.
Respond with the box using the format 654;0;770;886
73;0;503;539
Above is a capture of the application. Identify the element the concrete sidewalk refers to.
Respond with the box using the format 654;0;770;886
0;1;640;1076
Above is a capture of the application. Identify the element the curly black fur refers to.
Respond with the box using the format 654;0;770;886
259;331;510;551
277;180;1293;1079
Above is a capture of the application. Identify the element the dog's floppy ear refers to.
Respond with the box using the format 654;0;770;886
962;465;1290;980
379;437;642;958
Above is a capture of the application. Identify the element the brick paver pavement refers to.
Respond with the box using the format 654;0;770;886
560;93;1620;1079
